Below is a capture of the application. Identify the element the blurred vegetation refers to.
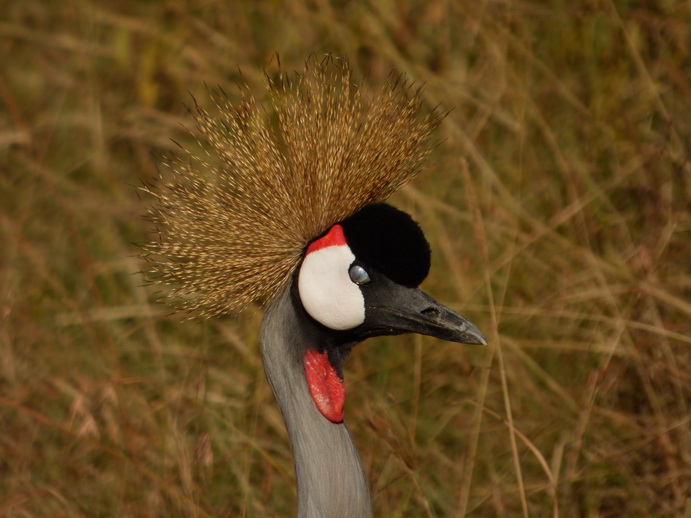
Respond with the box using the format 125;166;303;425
1;1;690;517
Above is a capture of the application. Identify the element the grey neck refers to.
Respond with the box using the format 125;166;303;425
260;282;373;518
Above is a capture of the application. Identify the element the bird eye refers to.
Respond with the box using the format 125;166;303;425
349;264;371;285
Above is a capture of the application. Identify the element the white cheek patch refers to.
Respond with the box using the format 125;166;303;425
298;238;365;331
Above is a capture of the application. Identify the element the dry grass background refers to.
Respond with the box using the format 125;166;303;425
1;1;690;517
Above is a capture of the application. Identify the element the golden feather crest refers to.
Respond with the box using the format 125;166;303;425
141;56;440;317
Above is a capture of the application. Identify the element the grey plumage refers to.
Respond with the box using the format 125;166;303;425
261;282;371;518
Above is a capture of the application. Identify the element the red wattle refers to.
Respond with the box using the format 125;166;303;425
303;349;345;423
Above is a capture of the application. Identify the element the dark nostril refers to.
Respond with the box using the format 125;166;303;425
421;307;440;318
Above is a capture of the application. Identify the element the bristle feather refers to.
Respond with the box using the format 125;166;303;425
140;56;440;317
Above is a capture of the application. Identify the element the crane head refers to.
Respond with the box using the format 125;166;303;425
296;203;487;423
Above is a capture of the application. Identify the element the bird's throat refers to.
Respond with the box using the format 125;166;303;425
261;282;373;517
304;349;345;423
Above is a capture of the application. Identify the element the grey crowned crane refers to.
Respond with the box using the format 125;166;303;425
142;57;486;518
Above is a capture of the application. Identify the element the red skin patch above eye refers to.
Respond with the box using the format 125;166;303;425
306;224;347;254
303;349;345;423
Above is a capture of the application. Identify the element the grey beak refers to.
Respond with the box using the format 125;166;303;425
357;277;487;346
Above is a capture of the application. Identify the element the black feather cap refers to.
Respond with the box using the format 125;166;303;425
340;203;431;288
